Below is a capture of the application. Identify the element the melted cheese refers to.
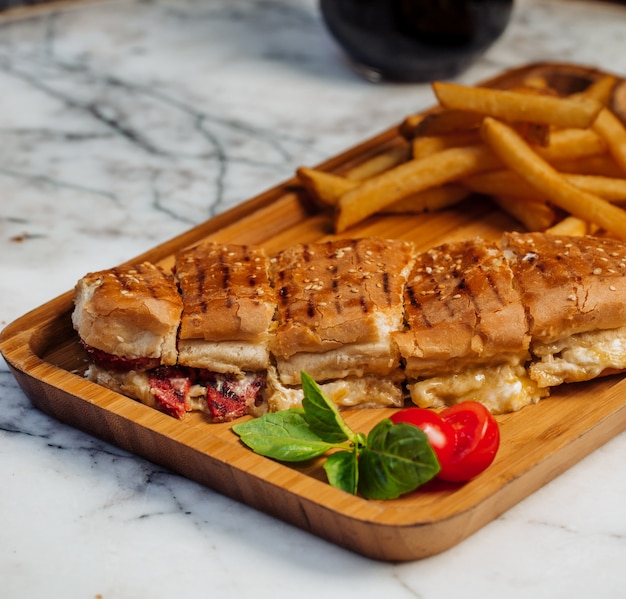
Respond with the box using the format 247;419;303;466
530;326;626;387
408;362;547;414
265;367;403;412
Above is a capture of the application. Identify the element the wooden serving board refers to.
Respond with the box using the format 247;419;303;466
3;62;626;562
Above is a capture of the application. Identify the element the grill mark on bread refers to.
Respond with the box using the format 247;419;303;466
218;255;233;310
278;285;289;304
221;266;230;290
275;255;292;320
397;237;532;366
487;272;506;306
111;267;134;293
271;238;412;363
405;284;432;329
498;231;626;344
463;269;506;342
111;265;161;299
194;261;209;314
174;241;274;344
382;272;391;303
442;286;458;319
331;262;343;314
406;284;419;309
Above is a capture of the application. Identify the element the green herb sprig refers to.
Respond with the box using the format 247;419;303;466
232;372;440;500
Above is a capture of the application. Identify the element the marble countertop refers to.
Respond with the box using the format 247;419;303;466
2;0;626;597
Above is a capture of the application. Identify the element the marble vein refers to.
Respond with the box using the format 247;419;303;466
2;1;626;598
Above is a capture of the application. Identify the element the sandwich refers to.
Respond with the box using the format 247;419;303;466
393;237;546;414
502;231;626;390
173;241;275;421
72;232;626;422
72;261;187;418
265;237;415;411
394;231;626;414
72;242;275;422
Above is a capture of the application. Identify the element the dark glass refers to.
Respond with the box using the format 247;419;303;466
320;0;514;82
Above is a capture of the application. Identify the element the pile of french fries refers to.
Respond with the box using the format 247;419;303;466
297;72;626;239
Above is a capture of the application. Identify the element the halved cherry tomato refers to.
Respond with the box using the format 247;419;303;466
390;401;500;482
390;408;455;472
438;401;500;482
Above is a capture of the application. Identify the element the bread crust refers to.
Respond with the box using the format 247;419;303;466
177;339;270;374
74;232;626;418
271;238;414;358
394;237;530;377
175;241;275;344
270;238;414;384
274;338;403;385
502;232;626;343
72;262;183;364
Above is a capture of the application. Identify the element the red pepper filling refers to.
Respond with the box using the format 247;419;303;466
81;343;265;422
198;371;264;423
148;366;191;420
81;341;161;372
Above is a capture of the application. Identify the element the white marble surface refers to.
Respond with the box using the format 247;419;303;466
2;0;626;597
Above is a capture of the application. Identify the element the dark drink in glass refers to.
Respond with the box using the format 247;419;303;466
320;0;514;82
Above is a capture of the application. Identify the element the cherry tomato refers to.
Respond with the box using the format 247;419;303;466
390;408;456;471
438;401;500;482
390;402;500;482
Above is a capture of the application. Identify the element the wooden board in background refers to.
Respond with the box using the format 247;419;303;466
3;62;626;562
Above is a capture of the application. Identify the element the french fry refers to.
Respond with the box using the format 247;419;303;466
573;74;617;106
491;195;557;231
433;82;603;129
335;144;501;232
546;215;592;236
463;170;544;200
297;144;412;206
514;122;550;147
552;155;624;178
412;131;482;159
483;87;553;145
612;80;626;124
298;164;470;216
297;167;355;206
464;170;626;202
508;85;558;98
592;107;626;174
345;144;411;180
481;117;626;240
382;184;470;214
398;113;427;139
406;109;483;138
299;71;626;238
534;128;607;162
563;173;626;202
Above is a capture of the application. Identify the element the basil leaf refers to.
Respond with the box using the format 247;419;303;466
357;419;440;500
300;371;354;444
324;450;359;495
232;409;336;462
